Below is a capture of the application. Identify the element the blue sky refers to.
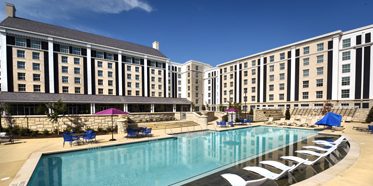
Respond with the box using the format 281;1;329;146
1;0;372;66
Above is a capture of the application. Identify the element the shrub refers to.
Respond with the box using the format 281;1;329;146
106;126;112;132
53;128;59;134
72;127;82;133
2;127;10;133
366;106;373;123
85;127;94;132
17;127;27;136
285;108;291;120
97;127;104;132
31;130;39;137
43;129;50;135
63;126;72;133
24;128;31;133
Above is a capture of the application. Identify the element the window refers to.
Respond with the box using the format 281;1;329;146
230;82;233;87
127;90;132;96
98;79;103;85
302;92;309;99
136;83;140;88
196;79;198;84
97;61;103;67
317;55;324;63
341;89;350;98
178;67;181;72
125;57;132;63
252;69;256;75
269;65;274;72
316;79;323;87
303;69;309;77
279;94;284;100
158;70;162;75
151;69;155;74
279;73;285;80
60;45;69;53
75;77;80;84
136;91;140;96
158;92;162;97
127;74;131;79
270;55;274;62
244;71;248;77
151;84;155;89
188;93;190;97
244;96;247;102
317;67;323;75
244;62;248;68
188;79;190;84
159;85;162;90
127;82;132;88
72;47;81;55
127;66;132;71
252;78;256;84
74;68;80;74
60;57;68;64
159;78;162;83
342;77;350;86
98;89;104;94
224;90;227;95
188;86;190;91
134;58;140;64
108;89;113;95
269;75;274;82
279;63;285;70
269;94;274;101
32;52;40;60
269;85;274;91
18;73;25;80
342;64;350;73
108;80;113;86
252;60;256;66
316;91;323;98
279;83;284;90
74;58;80;65
303;47;309;55
317;43;324;51
108;71;113;77
196;66;199;71
343;38;351;48
108;63;112;69
251;87;256;93
303;81;309;88
15;38;26;47
75;87;81;94
187;66;190;70
135;75;140;80
95;51;103;59
34;85;41;92
224;75;227;80
62;76;69;83
62;66;68;73
341;103;350;107
342;51;350;61
303;58;309;66
244;79;248;85
280;53;285;60
135;67;139;72
62;86;69;93
18;84;26;91
230;66;233;71
230;74;233;79
151;77;155;82
224;68;227;73
251;96;255;102
17;50;25;58
33;63;40;70
98;70;103;76
106;53;113;60
31;40;41;49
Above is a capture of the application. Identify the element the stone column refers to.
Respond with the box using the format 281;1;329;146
166;61;169;97
173;104;176;112
117;115;128;134
0;29;7;91
48;37;55;93
144;56;148;97
200;115;208;126
118;51;123;96
151;104;154;113
259;55;264;103
87;45;92;94
91;103;95;114
290;46;296;101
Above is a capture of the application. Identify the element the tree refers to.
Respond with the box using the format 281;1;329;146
45;99;67;134
205;102;209;111
285;108;291;120
191;102;195;112
321;100;333;115
202;105;206;110
249;108;254;115
366;106;373;123
219;103;224;112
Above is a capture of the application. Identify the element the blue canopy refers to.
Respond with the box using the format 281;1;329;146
315;112;342;126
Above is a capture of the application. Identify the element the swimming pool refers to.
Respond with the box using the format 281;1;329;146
28;126;319;186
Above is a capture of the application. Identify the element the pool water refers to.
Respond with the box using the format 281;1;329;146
28;126;318;186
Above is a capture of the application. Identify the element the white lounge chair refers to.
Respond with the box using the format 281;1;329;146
275;118;286;125
285;118;296;126
243;164;296;180
307;119;317;127
345;117;352;122
259;158;307;172
302;146;330;151
313;136;345;146
221;173;267;186
296;119;307;127
264;117;273;125
295;146;337;157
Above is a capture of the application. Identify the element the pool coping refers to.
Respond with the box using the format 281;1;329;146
8;125;358;186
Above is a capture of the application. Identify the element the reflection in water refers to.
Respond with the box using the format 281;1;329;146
28;127;322;186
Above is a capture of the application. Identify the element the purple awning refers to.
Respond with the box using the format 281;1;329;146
93;108;130;115
224;108;241;112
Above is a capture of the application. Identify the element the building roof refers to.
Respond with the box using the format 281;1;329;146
0;92;191;104
0;17;168;58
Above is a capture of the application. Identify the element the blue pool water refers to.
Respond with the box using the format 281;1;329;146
28;126;318;186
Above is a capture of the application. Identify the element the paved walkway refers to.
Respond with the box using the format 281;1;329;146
0;122;371;186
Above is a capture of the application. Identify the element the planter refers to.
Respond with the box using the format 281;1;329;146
333;126;345;131
201;111;208;115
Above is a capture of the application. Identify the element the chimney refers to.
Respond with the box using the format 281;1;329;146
152;41;159;50
5;3;16;18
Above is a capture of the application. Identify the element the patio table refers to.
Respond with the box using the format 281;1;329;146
70;133;87;144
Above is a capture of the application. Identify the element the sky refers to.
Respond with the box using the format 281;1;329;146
0;0;371;66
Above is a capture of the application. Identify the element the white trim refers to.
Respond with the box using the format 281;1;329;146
259;55;264;103
332;36;339;100
87;45;92;94
48;37;54;93
290;47;296;101
1;31;7;91
165;62;169;97
144;56;148;97
370;46;373;99
236;62;239;102
118;51;123;96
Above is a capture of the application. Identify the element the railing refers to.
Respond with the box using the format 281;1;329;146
164;125;174;136
180;123;191;135
193;124;204;134
209;123;217;131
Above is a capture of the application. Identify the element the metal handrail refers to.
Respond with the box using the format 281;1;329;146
164;125;174;136
193;124;204;133
180;123;191;134
209;122;217;131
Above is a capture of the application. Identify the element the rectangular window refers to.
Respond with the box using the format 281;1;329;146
108;63;112;69
17;61;25;69
108;89;113;95
279;94;284;100
270;55;274;62
252;78;256;84
18;84;26;91
74;58;80;65
62;76;69;83
159;78;162;83
230;74;233;79
317;67;323;75
252;69;256;75
269;65;274;72
17;50;25;58
230;82;233;87
151;77;155;82
317;55;324;63
158;85;162;90
135;67;139;72
341;89;350;98
98;79;103;85
230;66;233;71
127;90;131;96
303;58;309;66
74;68;80;74
342;77;350;86
127;74;131;79
151;69;155;74
62;56;68;63
127;66;132;71
134;58;140;64
31;40;41;49
279;83;284;90
269;75;274;81
196;66;199;71
34;85;41;92
135;75;140;80
136;91;140;96
15;38;26;47
127;82;132;88
62;86;69;93
224;68;227;73
96;52;104;59
108;80;113;86
136;83;140;88
316;91;323;98
252;60;256;66
224;75;227;80
75;77;80;84
269;85;274;91
252;87;255;93
108;71;113;77
244;62;248;68
75;87;81;94
97;61;103;67
342;64;350;73
269;94;274;101
32;52;40;60
244;71;248;77
125;57;132;63
60;45;69;53
302;92;309;99
62;66;68;73
303;47;309;55
33;63;40;70
72;47;81;55
303;69;309;77
303;81;309;88
280;53;285;60
279;63;285;70
159;70;162;75
343;38;351;48
244;79;247;85
106;53;113;60
342;51;350;61
251;96;255;102
18;73;25;80
316;79;323;87
98;70;103;76
317;43;324;51
279;73;285;80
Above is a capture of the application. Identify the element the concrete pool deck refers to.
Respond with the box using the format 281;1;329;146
0;122;371;186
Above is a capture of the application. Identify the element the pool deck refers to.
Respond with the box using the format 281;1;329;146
0;122;371;186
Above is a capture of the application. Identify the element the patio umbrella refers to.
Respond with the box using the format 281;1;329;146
224;108;241;122
94;108;130;141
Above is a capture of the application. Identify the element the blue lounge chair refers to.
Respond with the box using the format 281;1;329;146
228;121;234;127
126;128;138;139
368;125;373;134
63;133;75;147
83;132;97;144
221;120;227;128
245;119;252;125
216;121;221;127
142;128;152;138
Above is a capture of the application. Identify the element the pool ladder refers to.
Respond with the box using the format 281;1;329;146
165;125;174;135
